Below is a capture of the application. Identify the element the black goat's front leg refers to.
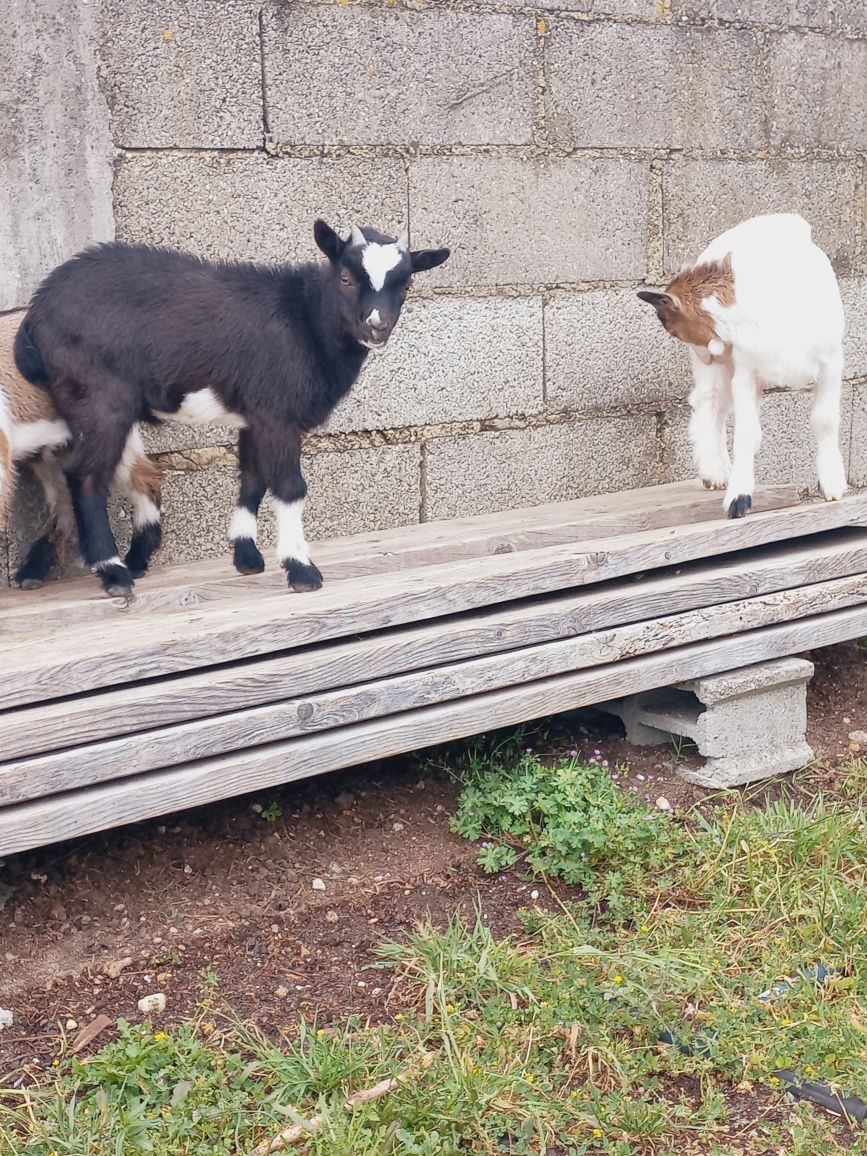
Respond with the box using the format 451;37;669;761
253;423;322;592
230;428;267;575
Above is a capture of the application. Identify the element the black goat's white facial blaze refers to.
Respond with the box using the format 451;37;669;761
275;498;310;566
367;308;381;326
360;243;403;291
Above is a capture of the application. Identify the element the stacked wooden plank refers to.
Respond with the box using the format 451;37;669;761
2;480;867;857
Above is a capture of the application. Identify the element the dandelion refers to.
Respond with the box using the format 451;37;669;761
613;974;624;985
153;1031;168;1043
592;1128;603;1138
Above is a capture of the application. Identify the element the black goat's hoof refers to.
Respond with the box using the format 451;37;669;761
233;538;266;575
284;558;323;592
96;561;135;599
125;524;163;578
726;494;752;520
14;536;56;589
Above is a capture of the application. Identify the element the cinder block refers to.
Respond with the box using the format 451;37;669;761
98;0;262;147
842;278;867;381
142;422;241;456
114;154;408;264
546;24;764;149
545;291;691;412
410;157;649;287
328;297;543;433
602;657;815;787
850;383;867;488
1;0;113;310
262;5;535;146
153;445;420;567
662;158;860;275
501;0;657;10
423;415;658;521
661;387;855;492
769;33;867;151
672;0;867;33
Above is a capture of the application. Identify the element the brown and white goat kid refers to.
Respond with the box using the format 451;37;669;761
0;310;162;589
638;213;848;518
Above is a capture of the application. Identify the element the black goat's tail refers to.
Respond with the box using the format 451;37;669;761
13;317;48;386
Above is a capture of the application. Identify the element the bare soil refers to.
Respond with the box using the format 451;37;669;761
0;641;864;1085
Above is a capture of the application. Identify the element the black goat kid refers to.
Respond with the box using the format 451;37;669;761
15;221;450;597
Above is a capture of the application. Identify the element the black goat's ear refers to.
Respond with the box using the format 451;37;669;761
410;247;450;273
637;290;674;309
314;219;346;262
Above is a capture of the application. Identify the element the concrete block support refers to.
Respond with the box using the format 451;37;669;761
601;657;815;788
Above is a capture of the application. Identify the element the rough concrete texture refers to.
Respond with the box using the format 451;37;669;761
153;445;420;567
500;0;657;10
662;388;855;491
842;279;867;381
606;657;815;787
263;6;535;147
662;159;860;275
0;0;114;311
672;0;867;31
328;297;543;433
769;33;867;151
99;0;262;148
410;157;649;287
850;384;867;489
114;154;408;264
423;415;658;521
547;24;764;150
544;291;691;411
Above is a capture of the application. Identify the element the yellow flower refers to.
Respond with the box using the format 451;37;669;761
525;1073;535;1083
394;1013;404;1022
640;924;650;933
153;1031;168;1043
613;975;624;985
445;1003;456;1014
51;1059;60;1068
805;1065;816;1076
316;1029;326;1037
769;1075;781;1086
592;1128;603;1138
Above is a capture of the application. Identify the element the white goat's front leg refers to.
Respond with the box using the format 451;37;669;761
723;365;761;519
813;351;848;501
687;352;732;490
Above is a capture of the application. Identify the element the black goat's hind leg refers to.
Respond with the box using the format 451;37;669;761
230;429;266;575
14;535;57;590
66;474;134;597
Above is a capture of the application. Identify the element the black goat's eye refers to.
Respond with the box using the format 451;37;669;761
340;272;353;287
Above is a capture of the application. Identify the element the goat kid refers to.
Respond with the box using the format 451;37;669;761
1;310;162;589
15;221;450;597
637;213;847;519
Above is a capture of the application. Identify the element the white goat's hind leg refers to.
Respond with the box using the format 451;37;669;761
724;367;761;519
688;357;732;490
813;353;847;501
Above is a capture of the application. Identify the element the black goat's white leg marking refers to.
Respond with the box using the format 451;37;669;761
275;497;322;592
115;429;163;578
231;428;267;574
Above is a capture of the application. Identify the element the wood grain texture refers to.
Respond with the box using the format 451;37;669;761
1;603;865;856
3;529;866;762
0;481;801;633
3;571;865;805
3;493;865;710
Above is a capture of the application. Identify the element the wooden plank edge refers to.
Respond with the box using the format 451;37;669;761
3;529;867;760
0;602;864;857
3;570;865;805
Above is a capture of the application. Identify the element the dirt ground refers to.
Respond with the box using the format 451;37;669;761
0;641;864;1084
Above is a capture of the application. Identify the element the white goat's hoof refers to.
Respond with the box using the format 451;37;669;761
724;493;753;519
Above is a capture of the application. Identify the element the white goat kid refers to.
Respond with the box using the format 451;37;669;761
638;213;847;519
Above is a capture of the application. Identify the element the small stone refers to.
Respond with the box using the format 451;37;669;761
312;878;326;891
0;1009;12;1031
137;993;166;1015
848;731;867;745
530;889;539;901
251;803;263;814
656;797;671;811
65;1019;78;1031
392;821;405;832
104;956;134;979
275;985;289;998
183;864;193;875
335;791;356;811
325;910;339;923
636;774;646;782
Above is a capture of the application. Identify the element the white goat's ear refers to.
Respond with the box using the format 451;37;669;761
396;228;409;252
350;224;366;248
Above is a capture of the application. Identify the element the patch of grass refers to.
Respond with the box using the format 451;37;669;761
6;754;867;1153
450;752;682;921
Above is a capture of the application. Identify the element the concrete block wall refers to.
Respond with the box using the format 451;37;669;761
2;0;866;578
